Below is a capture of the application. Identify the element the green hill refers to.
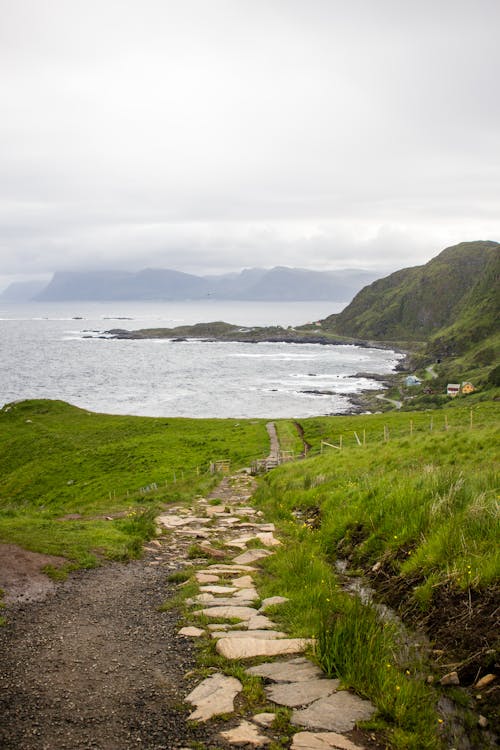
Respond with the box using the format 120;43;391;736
322;240;499;345
427;249;499;357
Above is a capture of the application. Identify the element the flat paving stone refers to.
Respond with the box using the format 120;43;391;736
292;691;375;733
237;523;276;532
247;615;278;630
216;637;313;660
157;515;211;528
231;575;255;589
232;549;273;565
207;623;232;631
232;587;259;600
226;532;281;549
253;712;276;727
186;673;242;721
194;596;256;607
199;585;237;594
178;626;205;637
195;572;220;583
260;595;289;610
247;657;323;683
266;678;340;707
291;732;366;750
205;504;229;515
196;605;258;621
204;564;257;573
210;629;288;640
219;719;270;746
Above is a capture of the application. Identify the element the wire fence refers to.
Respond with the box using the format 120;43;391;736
316;408;479;454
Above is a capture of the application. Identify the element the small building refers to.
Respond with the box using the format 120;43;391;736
462;381;475;395
405;375;421;387
447;383;460;397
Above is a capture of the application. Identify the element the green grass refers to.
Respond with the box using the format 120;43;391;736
259;403;499;592
252;399;499;748
254;523;441;748
274;420;304;457
0;399;268;566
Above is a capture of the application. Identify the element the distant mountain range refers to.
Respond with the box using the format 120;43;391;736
0;280;49;302
0;267;382;303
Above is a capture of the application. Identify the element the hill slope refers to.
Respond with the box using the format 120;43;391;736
321;241;499;343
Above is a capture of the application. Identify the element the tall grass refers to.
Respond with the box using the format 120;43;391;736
256;524;442;749
254;401;499;748
316;598;439;749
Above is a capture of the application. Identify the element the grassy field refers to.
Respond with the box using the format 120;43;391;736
254;400;499;748
0;399;269;567
1;396;498;746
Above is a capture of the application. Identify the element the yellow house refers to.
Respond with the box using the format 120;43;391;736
462;382;475;395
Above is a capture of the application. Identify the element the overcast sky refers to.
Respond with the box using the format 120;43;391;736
1;0;499;289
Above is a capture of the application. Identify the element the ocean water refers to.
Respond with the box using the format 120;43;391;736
0;301;402;418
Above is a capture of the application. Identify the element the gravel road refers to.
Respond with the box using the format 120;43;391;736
0;558;209;750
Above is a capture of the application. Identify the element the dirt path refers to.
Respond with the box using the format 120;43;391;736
265;421;280;462
0;554;215;749
375;393;403;409
0;473;263;750
0;466;379;750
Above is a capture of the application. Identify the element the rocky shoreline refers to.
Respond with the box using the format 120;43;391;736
103;321;410;353
102;323;411;416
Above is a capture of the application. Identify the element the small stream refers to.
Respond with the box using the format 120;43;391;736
334;558;430;667
333;558;494;750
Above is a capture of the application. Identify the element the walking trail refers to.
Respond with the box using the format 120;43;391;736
0;459;378;749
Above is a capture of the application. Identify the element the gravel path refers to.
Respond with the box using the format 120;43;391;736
0;558;206;750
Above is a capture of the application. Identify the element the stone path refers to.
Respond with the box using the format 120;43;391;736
152;470;375;749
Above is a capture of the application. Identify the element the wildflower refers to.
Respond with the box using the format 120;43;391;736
438;719;443;724
396;685;400;691
405;670;411;675
393;535;398;539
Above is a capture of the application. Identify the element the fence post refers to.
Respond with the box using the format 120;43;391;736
339;435;343;449
430;417;433;432
410;419;413;436
363;429;366;447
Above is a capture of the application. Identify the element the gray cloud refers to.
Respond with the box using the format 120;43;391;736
1;0;499;288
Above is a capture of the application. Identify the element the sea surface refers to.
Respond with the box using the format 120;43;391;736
0;301;402;418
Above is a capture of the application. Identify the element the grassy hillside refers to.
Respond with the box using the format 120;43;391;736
425;249;499;369
1;397;498;746
322;241;499;344
0;400;269;567
254;401;499;748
